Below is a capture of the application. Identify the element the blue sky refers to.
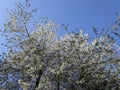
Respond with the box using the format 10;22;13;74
0;0;120;53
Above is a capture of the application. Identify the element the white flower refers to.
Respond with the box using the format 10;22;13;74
92;39;98;46
18;79;30;90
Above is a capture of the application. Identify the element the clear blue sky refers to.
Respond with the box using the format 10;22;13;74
0;0;120;53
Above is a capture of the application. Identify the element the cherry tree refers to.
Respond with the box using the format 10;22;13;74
0;0;120;90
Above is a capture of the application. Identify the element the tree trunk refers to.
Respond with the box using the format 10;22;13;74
34;69;43;89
